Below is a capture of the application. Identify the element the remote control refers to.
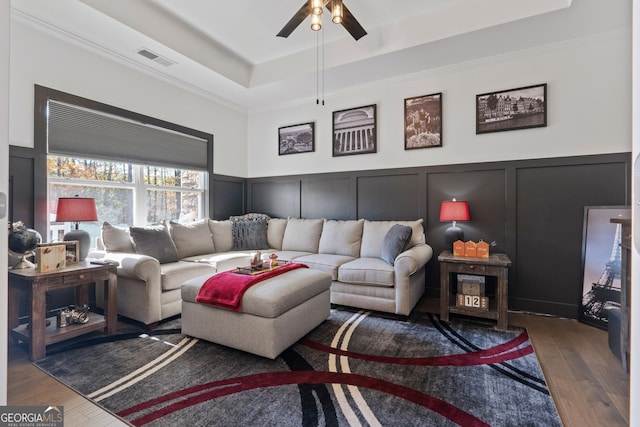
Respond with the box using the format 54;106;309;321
89;259;118;266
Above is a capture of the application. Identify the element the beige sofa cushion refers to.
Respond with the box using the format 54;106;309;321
360;219;425;258
267;218;288;250
208;220;233;252
294;253;356;280
318;219;364;257
101;222;135;253
338;257;395;287
281;218;324;253
169;219;215;258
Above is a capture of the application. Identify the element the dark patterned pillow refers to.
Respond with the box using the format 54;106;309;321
230;213;271;250
381;224;413;265
129;223;179;264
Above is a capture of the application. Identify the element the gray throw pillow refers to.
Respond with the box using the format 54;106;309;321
130;223;179;264
380;224;412;265
101;221;135;253
230;213;270;250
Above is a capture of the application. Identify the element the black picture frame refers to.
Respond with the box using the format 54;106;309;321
476;83;547;134
404;92;442;149
579;205;630;330
332;104;377;156
278;122;315;155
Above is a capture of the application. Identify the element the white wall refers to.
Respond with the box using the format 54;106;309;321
9;19;248;177
630;1;639;424
1;0;10;406
247;28;631;178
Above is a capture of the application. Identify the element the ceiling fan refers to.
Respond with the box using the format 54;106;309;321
277;0;367;41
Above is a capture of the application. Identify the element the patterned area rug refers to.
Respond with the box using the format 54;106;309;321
35;309;562;426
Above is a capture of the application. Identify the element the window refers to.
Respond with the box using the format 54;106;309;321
48;156;207;245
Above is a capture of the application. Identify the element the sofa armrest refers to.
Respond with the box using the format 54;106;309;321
89;250;161;281
394;243;433;277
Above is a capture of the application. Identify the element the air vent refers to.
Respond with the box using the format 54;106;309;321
135;48;175;67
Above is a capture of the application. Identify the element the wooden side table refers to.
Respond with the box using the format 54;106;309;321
8;261;118;361
438;250;512;330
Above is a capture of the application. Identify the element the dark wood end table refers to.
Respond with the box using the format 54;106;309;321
8;261;118;361
438;250;512;330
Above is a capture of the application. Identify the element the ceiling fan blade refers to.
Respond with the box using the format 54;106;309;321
277;1;312;38
327;2;367;41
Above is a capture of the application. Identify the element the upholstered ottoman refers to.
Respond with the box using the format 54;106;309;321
181;268;332;359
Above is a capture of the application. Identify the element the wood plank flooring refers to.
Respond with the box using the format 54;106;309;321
7;306;630;427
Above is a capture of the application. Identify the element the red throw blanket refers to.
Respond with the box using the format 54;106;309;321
195;263;308;311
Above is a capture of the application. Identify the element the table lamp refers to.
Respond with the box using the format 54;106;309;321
55;197;98;261
439;198;470;248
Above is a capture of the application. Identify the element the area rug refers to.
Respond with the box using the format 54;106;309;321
35;309;562;426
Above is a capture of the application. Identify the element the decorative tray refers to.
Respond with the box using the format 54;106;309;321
233;260;289;275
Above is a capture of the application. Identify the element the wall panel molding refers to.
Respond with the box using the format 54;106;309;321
247;152;631;317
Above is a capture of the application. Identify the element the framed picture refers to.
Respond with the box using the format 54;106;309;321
332;104;377;156
404;92;442;149
278;122;315;155
476;83;547;134
579;205;630;330
64;240;80;264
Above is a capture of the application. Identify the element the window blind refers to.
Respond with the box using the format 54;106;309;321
47;100;209;171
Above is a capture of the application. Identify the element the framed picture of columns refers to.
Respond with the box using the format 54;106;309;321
278;122;315;155
476;83;547;134
404;92;442;149
332;104;377;156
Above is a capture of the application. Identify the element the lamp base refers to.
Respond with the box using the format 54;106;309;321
444;226;464;249
64;229;91;261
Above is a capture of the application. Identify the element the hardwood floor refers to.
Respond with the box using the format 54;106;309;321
7;306;630;427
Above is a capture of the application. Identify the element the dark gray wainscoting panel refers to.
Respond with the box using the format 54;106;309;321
425;169;508;296
356;172;423;220
246;153;630;318
249;179;300;218
9;146;35;229
515;160;629;317
301;175;354;219
212;174;246;220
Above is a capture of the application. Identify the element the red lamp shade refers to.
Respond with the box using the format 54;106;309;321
439;200;470;222
55;197;98;223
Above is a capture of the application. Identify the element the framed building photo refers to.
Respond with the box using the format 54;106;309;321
404;92;442;149
332;104;377;156
476;83;546;134
64;240;80;264
579;205;630;330
278;122;315;155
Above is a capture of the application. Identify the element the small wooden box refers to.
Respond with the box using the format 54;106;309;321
35;244;66;272
476;241;490;258
453;240;465;256
456;293;489;310
464;241;477;257
459;281;486;296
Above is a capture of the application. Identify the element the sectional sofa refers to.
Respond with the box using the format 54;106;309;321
89;215;433;326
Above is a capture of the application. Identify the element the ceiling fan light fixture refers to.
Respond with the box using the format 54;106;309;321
331;0;343;24
311;0;324;16
311;13;322;31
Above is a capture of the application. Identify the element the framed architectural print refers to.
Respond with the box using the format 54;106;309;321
579;205;630;330
332;104;377;156
404;92;442;149
278;122;315;155
476;83;547;134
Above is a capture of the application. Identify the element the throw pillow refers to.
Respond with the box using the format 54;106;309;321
317;219;364;257
281;217;324;253
230;213;270;250
380;224;412;265
101;222;135;253
169;219;215;258
129;223;180;264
